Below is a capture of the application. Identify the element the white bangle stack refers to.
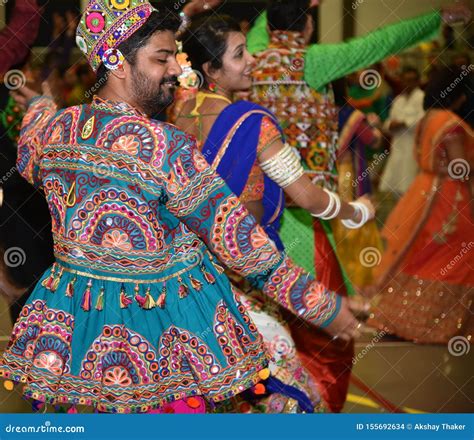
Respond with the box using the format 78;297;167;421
311;189;342;220
341;202;371;229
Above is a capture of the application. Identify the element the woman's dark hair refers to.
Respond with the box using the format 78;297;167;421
423;65;470;110
182;14;241;84
267;0;312;33
331;77;348;108
95;10;181;88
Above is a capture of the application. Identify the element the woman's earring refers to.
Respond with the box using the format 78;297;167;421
208;82;218;93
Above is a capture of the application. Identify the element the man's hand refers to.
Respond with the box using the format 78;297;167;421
10;84;40;110
324;297;361;342
442;1;472;25
10;81;54;110
183;0;223;17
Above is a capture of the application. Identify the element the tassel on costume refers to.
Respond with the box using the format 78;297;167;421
209;255;225;274
65;276;77;297
134;284;146;308
157;284;166;309
141;287;156;310
120;284;133;309
67;405;78;414
42;264;56;290
200;264;216;285
50;266;63;293
189;274;203;291
81;279;92;311
177;276;189;299
95;287;104;311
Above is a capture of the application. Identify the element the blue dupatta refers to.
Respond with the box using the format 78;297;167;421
202;100;285;250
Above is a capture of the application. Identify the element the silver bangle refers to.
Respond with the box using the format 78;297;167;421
341;202;370;229
260;143;305;188
312;189;341;220
312;188;335;218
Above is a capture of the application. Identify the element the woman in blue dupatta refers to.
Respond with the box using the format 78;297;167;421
173;14;375;413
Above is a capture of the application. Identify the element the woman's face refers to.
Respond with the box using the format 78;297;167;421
211;32;255;94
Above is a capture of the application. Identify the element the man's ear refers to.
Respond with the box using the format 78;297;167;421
109;62;128;80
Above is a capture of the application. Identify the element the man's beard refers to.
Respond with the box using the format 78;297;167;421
130;66;177;117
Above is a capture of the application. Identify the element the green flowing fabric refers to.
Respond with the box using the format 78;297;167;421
247;11;441;90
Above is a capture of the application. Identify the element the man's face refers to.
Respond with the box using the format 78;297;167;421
127;30;182;116
402;71;419;94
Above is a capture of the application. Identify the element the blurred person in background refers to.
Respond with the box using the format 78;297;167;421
379;67;425;197
368;66;473;344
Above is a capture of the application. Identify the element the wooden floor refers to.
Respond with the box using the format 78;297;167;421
0;294;471;414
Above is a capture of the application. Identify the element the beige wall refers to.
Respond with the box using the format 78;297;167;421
352;0;474;35
319;0;344;43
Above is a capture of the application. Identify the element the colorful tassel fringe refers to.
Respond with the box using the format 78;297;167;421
81;280;92;311
177;276;189;299
157;284;166;309
95;287;104;311
65;276;76;297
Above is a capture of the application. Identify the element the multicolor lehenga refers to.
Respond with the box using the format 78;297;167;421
368;110;474;343
0;95;340;413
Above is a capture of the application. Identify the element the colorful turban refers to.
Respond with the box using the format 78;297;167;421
76;0;156;72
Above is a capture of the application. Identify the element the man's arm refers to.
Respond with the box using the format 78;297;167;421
247;10;443;90
0;0;41;76
304;12;441;90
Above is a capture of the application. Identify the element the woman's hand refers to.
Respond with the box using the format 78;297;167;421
353;194;376;223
